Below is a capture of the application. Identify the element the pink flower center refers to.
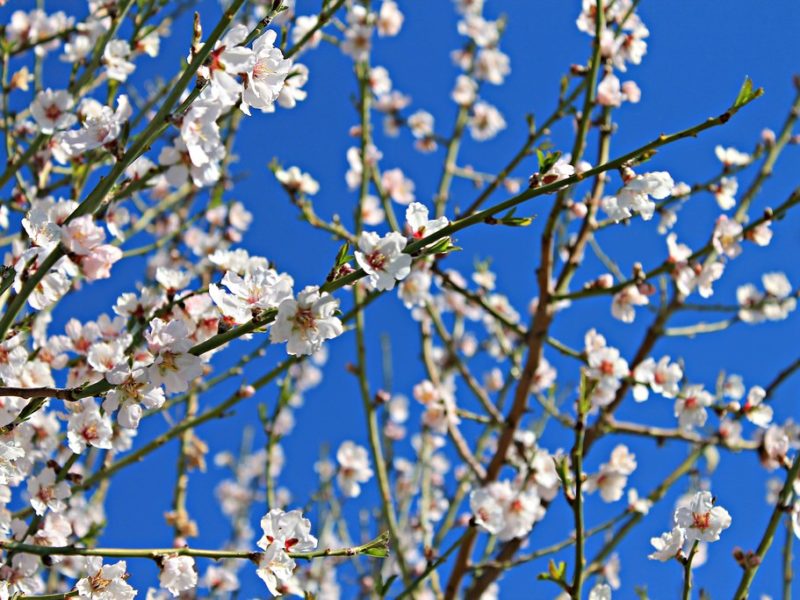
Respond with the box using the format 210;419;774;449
365;250;388;272
692;511;711;531
599;360;615;376
294;307;316;331
44;104;62;121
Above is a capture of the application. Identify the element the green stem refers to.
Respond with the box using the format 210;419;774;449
0;532;390;561
733;454;800;599
682;540;700;600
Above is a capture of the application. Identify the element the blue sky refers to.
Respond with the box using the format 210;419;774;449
3;0;800;597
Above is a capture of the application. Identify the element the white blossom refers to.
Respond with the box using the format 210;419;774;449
159;556;197;596
648;527;685;561
76;557;136;600
355;231;412;291
674;491;731;543
336;441;373;498
270;286;343;356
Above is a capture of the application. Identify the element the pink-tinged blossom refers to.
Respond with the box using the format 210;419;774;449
585;444;637;502
67;400;113;454
742;385;772;428
674;385;713;431
197;24;254;108
54;95;132;159
711;176;738;210
611;284;649;323
81;245;123;281
470;480;544;541
210;267;294;326
345;144;383;190
408;110;435;139
452;74;478;105
202;565;239;594
612;171;674;221
180;101;224;174
61;215;105;255
398;268;432;309
632;356;682;401
474;47;510;85
589;583;612;600
539;158;576;186
377;1;404;36
758;272;796;321
291;15;322;50
145;318;203;394
336;441;373;498
381;168;416;204
341;6;373;62
761;425;789;471
241;30;291;115
457;15;500;47
271;286;343;356
597;73;624;107
469;101;506;141
712;215;743;258
586;339;629;407
0;440;25;486
28;467;70;516
31;88;76;134
361;195;386;225
103;365;166;430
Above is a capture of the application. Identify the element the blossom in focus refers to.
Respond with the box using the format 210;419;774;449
405;202;449;240
674;491;731;543
258;508;318;553
355;231;412;291
241;30;291;115
270;286;343;356
76;557;136;600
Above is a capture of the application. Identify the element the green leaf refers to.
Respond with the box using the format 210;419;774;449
335;242;351;266
380;575;398;597
362;546;390;558
537;149;562;174
499;216;534;227
425;238;461;255
732;76;764;109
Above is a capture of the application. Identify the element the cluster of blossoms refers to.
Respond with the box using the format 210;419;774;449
649;491;732;563
0;0;796;597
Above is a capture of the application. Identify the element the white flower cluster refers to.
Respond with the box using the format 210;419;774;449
649;491;732;562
